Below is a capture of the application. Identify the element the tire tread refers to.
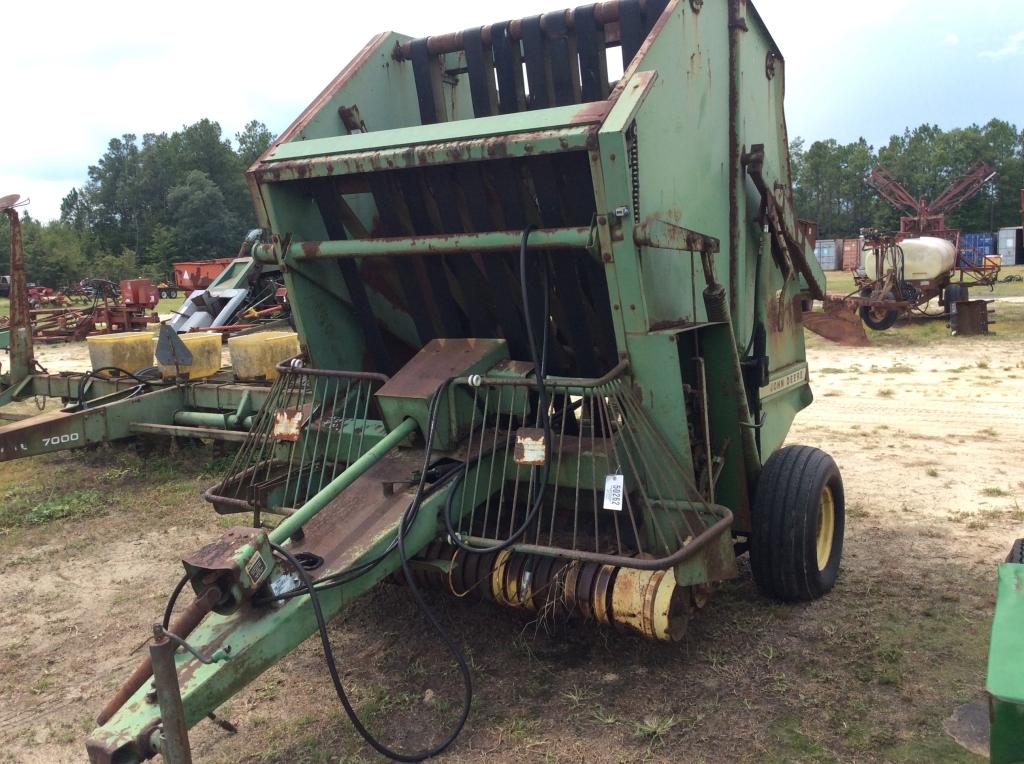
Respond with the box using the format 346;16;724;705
751;445;844;602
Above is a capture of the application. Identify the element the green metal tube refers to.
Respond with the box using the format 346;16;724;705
172;411;255;430
259;226;595;264
268;416;417;544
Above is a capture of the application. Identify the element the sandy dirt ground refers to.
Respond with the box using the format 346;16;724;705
0;326;1021;763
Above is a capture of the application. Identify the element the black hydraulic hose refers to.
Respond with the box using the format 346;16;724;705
77;366;153;410
442;226;553;554
162;573;190;629
270;384;473;761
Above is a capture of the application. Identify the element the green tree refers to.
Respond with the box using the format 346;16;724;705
91;247;139;282
166;170;237;259
15;215;88;286
235;120;274;166
141;223;178;278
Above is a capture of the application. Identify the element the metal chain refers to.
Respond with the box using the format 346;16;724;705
627;122;641;219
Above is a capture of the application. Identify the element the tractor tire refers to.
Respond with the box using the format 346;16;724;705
159;288;169;300
859;288;899;331
750;445;845;602
170;290;178;299
1007;539;1024;564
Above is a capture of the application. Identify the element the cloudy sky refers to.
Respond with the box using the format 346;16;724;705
2;0;1021;222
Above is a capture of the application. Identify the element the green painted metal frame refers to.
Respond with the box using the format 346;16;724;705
0;374;287;462
988;562;1024;763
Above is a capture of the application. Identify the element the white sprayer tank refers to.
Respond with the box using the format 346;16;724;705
864;237;956;281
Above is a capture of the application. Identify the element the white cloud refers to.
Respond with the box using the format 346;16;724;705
943;32;960;46
980;30;1024;58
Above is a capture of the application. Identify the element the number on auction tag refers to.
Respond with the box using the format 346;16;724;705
603;474;624;511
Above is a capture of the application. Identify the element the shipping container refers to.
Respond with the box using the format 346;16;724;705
961;232;995;258
813;239;837;271
998;227;1023;266
841;238;862;271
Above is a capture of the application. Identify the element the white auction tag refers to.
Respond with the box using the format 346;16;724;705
603;473;624;511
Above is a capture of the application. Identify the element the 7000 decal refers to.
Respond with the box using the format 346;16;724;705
42;433;80;447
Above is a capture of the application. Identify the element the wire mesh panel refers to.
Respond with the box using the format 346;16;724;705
446;364;728;569
206;361;387;520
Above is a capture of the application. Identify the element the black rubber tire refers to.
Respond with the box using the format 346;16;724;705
859;288;899;331
750;445;845;602
170;290;178;299
1007;539;1024;564
159;289;169;299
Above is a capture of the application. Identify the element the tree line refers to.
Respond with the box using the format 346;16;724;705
0;118;273;286
2;117;1022;288
791;118;1023;239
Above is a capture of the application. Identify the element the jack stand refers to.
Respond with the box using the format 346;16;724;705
149;624;193;764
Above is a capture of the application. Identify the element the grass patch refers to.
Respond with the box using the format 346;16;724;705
982;487;1009;498
632;715;677;747
878;388;895;398
0;488;104;528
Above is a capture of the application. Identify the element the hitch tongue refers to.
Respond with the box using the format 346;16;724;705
95;587;220;726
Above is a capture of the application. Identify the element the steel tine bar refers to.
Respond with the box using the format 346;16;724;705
279;371;308;509
469;387;492;532
596;390;623;554
603;385;643;553
588;394;600;552
480;385;504;538
525;379;545;545
572;388;584;551
625;388;701;545
546;387;570;547
622;385;713;536
344;378;363;469
507;382;531;539
266;371;299;487
246;372;287;493
493;389;517;540
613;387;677;555
312;376;342;500
297;374;323;506
460;384;482;535
316;376;343;492
356;379;372;463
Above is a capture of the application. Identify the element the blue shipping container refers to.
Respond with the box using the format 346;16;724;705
961;232;995;257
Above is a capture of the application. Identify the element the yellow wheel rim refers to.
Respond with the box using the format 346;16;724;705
816;485;835;571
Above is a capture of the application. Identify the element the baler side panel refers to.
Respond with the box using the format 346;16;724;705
631;1;731;331
736;4;814;457
260;184;371;371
